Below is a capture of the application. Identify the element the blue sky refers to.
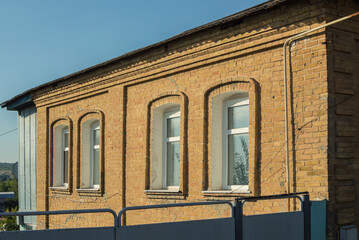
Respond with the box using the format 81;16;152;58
0;0;265;163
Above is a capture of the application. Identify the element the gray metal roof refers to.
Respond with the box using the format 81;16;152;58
1;0;293;109
0;192;15;200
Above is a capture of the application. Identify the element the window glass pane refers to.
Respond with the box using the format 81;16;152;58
94;128;100;146
228;134;249;185
166;141;180;186
167;117;180;138
63;151;68;184
228;105;249;129
93;148;100;185
64;132;69;148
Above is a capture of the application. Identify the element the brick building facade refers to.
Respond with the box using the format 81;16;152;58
2;0;359;238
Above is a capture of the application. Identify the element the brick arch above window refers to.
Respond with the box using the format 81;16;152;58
77;110;105;195
49;117;73;193
145;92;188;199
78;110;105;124
203;77;260;197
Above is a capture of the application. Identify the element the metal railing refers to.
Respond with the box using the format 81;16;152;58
0;193;311;240
0;208;118;228
118;201;234;227
234;192;311;240
236;191;308;211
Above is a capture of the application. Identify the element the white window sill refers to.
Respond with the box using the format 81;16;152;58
144;189;181;194
49;186;69;190
76;188;100;192
202;190;251;194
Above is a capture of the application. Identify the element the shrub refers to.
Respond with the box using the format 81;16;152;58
0;207;19;231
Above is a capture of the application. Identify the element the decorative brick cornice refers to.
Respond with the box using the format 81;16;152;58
33;20;320;106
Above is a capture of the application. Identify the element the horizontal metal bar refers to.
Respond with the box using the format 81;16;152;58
118;201;233;227
236;192;308;201
238;193;308;212
241;196;303;209
0;208;118;228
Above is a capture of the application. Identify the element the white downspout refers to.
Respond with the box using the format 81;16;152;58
283;11;359;211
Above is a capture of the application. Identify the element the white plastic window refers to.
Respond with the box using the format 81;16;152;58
163;111;180;188
53;125;69;188
62;128;69;186
223;98;249;190
91;122;100;188
81;119;100;189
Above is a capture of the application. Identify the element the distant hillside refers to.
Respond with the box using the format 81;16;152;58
0;163;15;171
0;162;18;181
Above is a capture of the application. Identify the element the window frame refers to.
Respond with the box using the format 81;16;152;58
78;117;103;192
50;120;72;192
222;97;249;191
61;127;69;187
163;110;181;190
90;121;100;189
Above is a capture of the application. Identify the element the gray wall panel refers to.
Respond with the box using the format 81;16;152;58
118;218;235;240
24;108;30;210
17;106;37;227
18;111;25;211
0;227;115;240
29;108;37;225
311;200;326;240
243;212;304;240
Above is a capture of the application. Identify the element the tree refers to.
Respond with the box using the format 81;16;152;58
0;178;18;196
0;207;19;231
233;136;249;185
0;172;19;231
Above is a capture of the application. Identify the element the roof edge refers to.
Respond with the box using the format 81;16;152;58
1;94;34;111
2;0;294;109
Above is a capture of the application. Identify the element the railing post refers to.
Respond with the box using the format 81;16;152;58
17;215;24;225
115;225;119;240
234;199;243;240
301;194;311;240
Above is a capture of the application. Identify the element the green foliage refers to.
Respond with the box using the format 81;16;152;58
0;178;18;196
0;197;19;232
0;162;18;182
0;171;12;182
0;163;19;231
4;197;18;210
0;207;19;232
233;136;249;185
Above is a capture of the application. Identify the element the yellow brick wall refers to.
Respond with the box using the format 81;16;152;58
30;0;359;238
